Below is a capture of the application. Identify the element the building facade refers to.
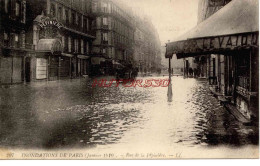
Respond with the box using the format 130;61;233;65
133;14;161;75
91;0;135;76
1;0;162;84
197;0;258;120
28;0;95;81
194;0;232;78
166;0;258;121
0;0;95;84
0;0;27;84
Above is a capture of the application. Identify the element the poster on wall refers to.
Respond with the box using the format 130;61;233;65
36;58;47;79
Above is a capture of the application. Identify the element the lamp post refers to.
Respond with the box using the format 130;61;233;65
167;40;173;102
167;56;173;102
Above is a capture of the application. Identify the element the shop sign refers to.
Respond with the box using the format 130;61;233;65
39;20;63;29
166;32;258;57
37;16;63;29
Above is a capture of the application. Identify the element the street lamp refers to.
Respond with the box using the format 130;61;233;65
166;41;172;102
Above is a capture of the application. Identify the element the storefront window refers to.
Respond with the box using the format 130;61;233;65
237;53;250;89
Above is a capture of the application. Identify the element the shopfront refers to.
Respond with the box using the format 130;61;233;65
0;49;25;84
165;0;259;121
36;39;63;81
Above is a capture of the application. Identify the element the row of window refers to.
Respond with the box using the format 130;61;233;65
2;32;25;48
63;36;90;54
50;2;91;32
100;32;133;46
113;32;133;46
98;16;134;40
111;18;133;39
92;1;133;23
1;0;26;23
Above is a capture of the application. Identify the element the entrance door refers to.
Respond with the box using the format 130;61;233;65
59;56;70;78
25;57;31;82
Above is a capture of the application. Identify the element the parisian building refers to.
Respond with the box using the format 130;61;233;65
0;0;95;84
1;0;162;84
91;0;135;76
0;0;27;84
133;14;161;75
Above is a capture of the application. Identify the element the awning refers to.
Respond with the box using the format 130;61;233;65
77;55;90;59
36;39;63;54
166;0;259;59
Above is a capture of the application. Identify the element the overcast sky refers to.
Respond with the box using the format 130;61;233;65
121;0;200;46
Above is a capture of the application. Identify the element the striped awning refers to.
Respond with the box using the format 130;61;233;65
36;39;63;54
165;0;259;59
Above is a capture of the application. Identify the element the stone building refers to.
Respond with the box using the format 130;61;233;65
91;0;135;76
27;0;95;81
133;14;161;75
0;0;27;84
0;0;95;84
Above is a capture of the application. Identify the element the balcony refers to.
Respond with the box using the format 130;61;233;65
2;41;34;51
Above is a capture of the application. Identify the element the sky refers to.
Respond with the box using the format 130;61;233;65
121;0;200;46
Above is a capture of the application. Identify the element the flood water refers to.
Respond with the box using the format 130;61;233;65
0;76;258;153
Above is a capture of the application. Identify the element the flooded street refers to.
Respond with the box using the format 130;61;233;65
0;76;258;154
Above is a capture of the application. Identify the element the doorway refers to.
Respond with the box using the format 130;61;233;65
25;57;31;82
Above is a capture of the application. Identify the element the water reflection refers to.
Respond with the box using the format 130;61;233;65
0;77;258;150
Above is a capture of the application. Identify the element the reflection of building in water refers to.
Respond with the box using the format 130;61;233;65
166;0;259;121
